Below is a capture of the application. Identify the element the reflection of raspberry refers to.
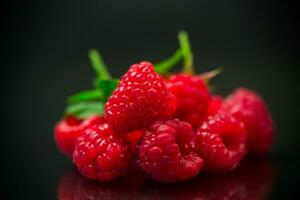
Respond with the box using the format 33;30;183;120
207;95;223;116
54;115;104;157
166;74;209;128
105;61;177;133
57;169;133;200
232;158;275;200
54;116;83;157
196;114;247;172
136;119;204;182
221;88;274;154
73;123;131;181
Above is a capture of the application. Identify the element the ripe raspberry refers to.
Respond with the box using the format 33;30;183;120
80;115;105;132
54;115;104;157
136;119;204;182
125;130;143;152
104;61;177;133
196;114;247;172
54;116;83;157
166;74;210;128
207;95;223;116
221;88;274;154
73;123;131;181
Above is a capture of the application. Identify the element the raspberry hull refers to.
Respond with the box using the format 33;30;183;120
221;88;274;154
196;114;247;172
136;119;204;182
73;123;131;181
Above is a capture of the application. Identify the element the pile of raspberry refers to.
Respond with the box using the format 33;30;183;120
54;32;274;183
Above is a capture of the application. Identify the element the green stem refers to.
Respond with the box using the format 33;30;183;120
88;49;112;79
154;49;183;74
178;31;194;74
199;67;223;83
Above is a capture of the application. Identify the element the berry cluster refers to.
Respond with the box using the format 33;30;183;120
54;31;274;183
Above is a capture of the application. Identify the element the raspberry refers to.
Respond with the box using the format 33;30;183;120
221;88;274;154
54;116;83;157
54;115;104;157
136;119;204;182
104;61;177;133
166;74;210;128
73;123;131;181
125;130;143;152
196;114;247;172
80;115;105;132
207;95;223;116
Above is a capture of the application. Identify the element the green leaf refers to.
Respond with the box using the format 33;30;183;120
154;49;183;74
67;89;103;104
95;79;119;102
178;31;194;74
65;101;104;119
88;49;112;79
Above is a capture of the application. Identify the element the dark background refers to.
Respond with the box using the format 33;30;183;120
1;0;298;199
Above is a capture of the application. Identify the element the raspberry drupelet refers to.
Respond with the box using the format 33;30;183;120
104;61;177;133
166;74;210;128
54;115;104;157
73;123;131;181
221;88;274;154
196;114;247;173
136;119;204;182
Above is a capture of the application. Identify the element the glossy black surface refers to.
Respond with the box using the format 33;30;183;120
1;0;298;199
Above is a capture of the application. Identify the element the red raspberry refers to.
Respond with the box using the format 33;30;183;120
207;95;223;116
54;115;104;157
54;116;83;157
136;119;204;182
221;88;274;154
73;123;131;181
125;130;143;152
196;114;247;172
104;61;177;133
166;74;210;128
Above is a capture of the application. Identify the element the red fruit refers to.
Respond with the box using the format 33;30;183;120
207;95;223;116
54;115;104;157
166;74;210;128
125;130;143;152
221;88;274;154
80;115;105;132
196;114;247;172
54;116;83;157
136;119;204;182
73;123;131;181
104;61;177;133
